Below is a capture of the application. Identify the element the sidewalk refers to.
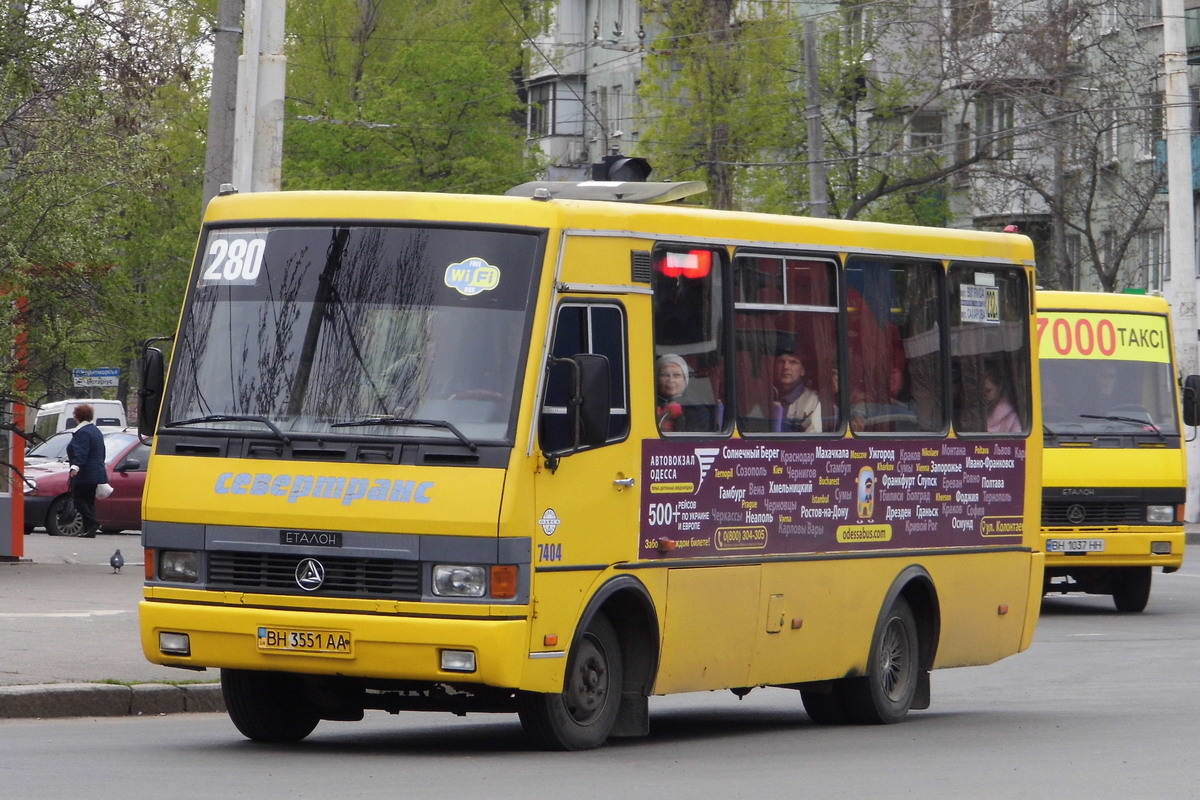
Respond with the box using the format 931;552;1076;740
4;526;1200;721
0;532;224;719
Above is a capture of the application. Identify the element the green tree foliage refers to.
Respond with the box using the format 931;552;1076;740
640;0;796;211
284;0;549;193
639;2;961;223
1;1;208;411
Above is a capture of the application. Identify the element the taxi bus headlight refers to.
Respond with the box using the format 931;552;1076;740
159;551;198;582
432;565;486;597
1146;505;1175;523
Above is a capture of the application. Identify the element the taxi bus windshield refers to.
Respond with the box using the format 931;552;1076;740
165;224;542;443
1041;357;1179;437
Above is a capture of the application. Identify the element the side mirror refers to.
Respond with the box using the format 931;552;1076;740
540;353;612;464
1183;374;1200;427
571;354;611;448
116;459;141;473
139;344;166;437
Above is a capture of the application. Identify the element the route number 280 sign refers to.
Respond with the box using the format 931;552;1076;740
198;230;267;286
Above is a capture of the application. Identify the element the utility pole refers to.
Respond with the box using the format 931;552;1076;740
232;0;287;193
804;21;828;218
1161;0;1198;519
201;0;244;210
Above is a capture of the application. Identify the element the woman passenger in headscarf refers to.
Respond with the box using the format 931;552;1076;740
655;354;690;432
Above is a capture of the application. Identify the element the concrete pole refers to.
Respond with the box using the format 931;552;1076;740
232;0;287;193
1161;0;1198;519
202;0;244;210
804;21;828;218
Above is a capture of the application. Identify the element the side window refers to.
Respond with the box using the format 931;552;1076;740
847;258;944;433
541;302;629;452
651;246;726;434
734;254;839;434
949;265;1030;435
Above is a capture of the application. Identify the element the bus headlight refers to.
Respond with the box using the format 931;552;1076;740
432;565;486;597
1146;505;1175;523
159;551;198;582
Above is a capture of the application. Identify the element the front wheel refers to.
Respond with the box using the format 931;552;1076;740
842;596;920;724
1111;567;1152;613
517;613;623;751
221;669;320;743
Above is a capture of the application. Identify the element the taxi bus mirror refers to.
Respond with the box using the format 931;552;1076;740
573;354;611;448
139;341;167;438
1183;374;1200;427
541;354;611;467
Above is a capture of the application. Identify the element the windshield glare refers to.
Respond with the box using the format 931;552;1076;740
166;225;541;442
1041;358;1179;435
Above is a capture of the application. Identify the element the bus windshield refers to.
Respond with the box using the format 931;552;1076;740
1041;357;1178;437
165;224;542;443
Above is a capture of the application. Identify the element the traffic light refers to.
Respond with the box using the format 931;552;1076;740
591;154;652;182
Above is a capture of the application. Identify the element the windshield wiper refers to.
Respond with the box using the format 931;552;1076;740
1078;414;1164;439
330;416;477;451
166;414;291;444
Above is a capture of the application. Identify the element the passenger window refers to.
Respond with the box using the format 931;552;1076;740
949;265;1030;435
733;254;838;434
541;302;629;452
651;247;726;434
846;258;944;433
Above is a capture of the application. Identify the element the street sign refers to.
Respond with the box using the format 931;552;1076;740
72;368;119;388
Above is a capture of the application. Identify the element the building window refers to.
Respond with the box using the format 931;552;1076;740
1066;234;1082;289
1137;92;1163;160
908;113;943;158
1139;228;1165;291
1099;1;1119;35
951;0;992;39
529;81;555;138
610;85;625;137
976;95;1014;160
1099;103;1119;165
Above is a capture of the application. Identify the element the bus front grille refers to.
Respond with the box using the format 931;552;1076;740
207;552;421;599
1042;502;1146;527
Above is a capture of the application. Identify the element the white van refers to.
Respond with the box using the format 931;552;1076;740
33;399;127;441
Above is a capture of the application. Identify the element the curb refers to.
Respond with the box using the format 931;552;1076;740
0;682;224;719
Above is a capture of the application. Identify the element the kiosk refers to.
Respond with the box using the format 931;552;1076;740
1;399;26;561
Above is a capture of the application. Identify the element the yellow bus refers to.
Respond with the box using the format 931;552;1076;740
138;180;1044;749
1036;290;1197;611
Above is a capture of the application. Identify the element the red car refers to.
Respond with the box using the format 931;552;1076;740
22;429;151;536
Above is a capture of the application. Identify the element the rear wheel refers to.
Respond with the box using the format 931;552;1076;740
517;613;622;751
46;496;84;537
842;596;920;724
1111;567;1152;613
801;683;851;725
221;669;320;743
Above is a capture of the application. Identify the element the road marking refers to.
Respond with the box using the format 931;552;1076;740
0;610;133;619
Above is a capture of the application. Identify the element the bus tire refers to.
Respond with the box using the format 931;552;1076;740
221;669;320;743
801;683;851;725
843;596;920;724
517;613;622;751
1111;567;1152;613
